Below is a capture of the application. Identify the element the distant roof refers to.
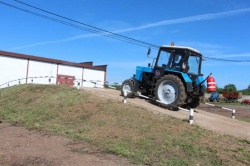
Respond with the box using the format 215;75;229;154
161;45;201;54
0;50;107;71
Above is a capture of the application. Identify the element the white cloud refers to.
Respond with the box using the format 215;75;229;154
13;8;250;49
114;8;250;33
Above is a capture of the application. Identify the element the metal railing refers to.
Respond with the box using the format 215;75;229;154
122;90;195;125
203;102;236;119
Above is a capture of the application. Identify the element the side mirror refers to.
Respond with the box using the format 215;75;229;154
148;63;151;67
147;48;151;56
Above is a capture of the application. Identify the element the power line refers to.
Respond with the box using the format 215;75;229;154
0;1;158;49
1;0;250;62
204;56;250;62
14;0;160;49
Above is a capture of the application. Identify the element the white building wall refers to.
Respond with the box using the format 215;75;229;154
27;60;57;84
0;56;27;88
0;54;106;89
83;68;105;88
58;65;83;87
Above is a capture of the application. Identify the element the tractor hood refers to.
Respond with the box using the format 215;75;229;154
135;66;153;81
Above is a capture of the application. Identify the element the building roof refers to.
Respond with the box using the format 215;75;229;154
0;50;107;71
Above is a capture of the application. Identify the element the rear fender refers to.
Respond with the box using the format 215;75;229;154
164;69;193;92
196;75;205;86
129;77;139;93
180;72;193;92
167;70;205;94
196;75;205;95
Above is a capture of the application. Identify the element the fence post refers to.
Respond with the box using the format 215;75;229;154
77;82;80;89
123;90;127;104
189;109;194;125
232;110;235;119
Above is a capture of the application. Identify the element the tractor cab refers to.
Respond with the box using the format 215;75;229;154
154;45;202;77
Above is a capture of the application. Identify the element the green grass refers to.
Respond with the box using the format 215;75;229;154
238;119;250;123
0;84;249;165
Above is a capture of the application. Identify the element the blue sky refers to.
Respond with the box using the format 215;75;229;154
1;0;250;90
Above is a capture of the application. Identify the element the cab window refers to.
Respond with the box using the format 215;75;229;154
156;51;171;68
187;55;200;75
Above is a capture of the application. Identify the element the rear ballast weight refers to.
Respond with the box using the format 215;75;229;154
121;44;205;110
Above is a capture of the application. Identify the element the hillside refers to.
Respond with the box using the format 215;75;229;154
0;84;249;165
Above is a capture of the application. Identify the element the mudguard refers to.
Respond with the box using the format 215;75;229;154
129;77;139;93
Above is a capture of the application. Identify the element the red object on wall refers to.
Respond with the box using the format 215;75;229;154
207;76;216;92
57;74;75;86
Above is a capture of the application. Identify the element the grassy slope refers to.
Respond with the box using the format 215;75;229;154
0;84;249;166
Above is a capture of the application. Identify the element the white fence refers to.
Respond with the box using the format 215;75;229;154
203;102;236;119
0;76;121;89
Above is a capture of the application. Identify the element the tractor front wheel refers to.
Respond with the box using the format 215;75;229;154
155;75;186;110
121;79;134;98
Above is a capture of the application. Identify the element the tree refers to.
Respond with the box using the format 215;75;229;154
216;84;224;94
240;84;250;95
224;84;237;92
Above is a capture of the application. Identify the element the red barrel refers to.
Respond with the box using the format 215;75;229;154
207;76;216;92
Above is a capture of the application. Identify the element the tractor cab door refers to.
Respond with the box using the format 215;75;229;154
154;50;173;80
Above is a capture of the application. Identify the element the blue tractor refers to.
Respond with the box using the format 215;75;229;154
121;44;205;110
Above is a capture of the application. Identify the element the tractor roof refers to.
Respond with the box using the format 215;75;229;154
161;45;201;55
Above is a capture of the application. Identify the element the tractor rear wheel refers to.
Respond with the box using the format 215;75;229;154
186;96;202;108
121;79;134;97
155;75;186;110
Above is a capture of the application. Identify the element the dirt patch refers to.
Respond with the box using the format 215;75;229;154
0;121;136;166
198;103;250;121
